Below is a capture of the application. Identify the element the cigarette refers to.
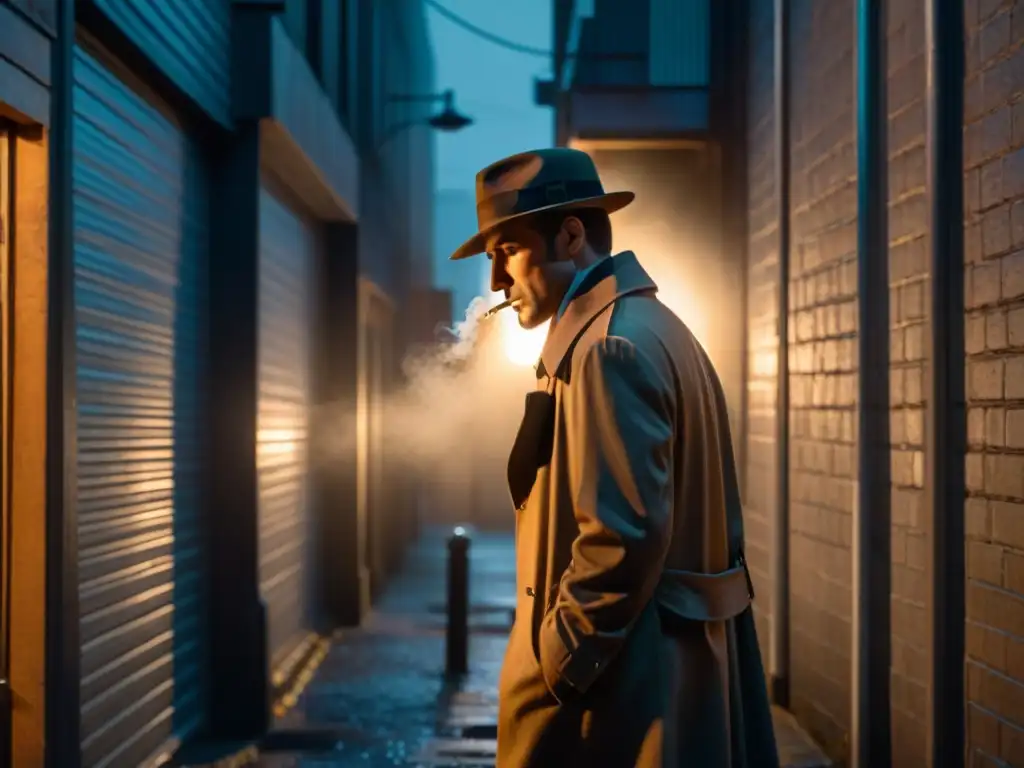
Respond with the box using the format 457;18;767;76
484;298;515;318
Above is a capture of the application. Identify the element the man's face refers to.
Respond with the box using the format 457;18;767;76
486;219;577;330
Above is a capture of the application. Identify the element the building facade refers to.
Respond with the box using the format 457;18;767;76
0;0;436;765
539;0;748;476
547;1;1015;767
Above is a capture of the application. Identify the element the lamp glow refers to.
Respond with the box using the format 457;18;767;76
498;304;548;367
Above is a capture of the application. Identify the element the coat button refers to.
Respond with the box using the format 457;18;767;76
525;587;536;597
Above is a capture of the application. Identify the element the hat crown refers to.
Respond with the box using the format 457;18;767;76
476;148;602;194
447;147;634;261
473;148;607;230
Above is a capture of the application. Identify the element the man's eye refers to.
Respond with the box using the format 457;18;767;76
505;247;519;257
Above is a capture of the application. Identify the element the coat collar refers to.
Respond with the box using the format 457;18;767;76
537;251;657;379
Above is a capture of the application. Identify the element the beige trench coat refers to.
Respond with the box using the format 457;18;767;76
496;252;779;767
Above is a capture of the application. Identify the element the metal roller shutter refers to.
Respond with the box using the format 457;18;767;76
73;45;207;767
257;186;315;674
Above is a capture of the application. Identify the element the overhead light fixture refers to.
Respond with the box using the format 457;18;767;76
386;88;474;137
428;90;473;132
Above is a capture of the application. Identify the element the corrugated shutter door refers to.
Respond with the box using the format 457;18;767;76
73;45;207;768
258;186;314;673
648;0;709;86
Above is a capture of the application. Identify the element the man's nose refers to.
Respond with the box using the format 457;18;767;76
490;259;512;293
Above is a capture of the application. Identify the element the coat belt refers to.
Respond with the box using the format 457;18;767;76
655;559;753;625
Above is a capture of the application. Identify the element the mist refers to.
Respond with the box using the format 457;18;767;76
311;161;745;527
393;298;542;526
398;300;532;456
313;296;538;528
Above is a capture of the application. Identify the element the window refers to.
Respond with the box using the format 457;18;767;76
305;0;323;79
337;0;351;125
304;0;352;128
649;0;709;86
285;0;309;59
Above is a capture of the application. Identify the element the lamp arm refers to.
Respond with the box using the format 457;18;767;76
386;89;453;105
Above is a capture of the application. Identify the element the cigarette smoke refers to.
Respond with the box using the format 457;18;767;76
313;296;535;528
310;150;747;529
393;296;531;472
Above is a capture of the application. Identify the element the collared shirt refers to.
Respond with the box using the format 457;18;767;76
556;256;609;320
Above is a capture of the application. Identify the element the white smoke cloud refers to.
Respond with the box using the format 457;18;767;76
313;295;533;528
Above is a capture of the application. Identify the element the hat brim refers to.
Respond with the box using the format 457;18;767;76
448;190;635;261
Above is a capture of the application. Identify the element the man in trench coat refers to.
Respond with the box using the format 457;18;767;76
450;148;780;767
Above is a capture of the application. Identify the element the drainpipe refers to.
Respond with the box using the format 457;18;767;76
852;1;891;766
770;0;791;710
924;1;965;765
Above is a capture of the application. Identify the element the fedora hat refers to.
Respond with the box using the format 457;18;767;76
449;148;634;261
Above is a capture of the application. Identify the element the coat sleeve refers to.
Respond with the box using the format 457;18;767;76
538;334;675;702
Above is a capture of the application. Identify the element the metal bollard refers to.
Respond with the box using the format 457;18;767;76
446;526;470;678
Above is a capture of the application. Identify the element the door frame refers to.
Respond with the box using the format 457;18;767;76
0;121;12;768
356;278;393;606
566;137;741;433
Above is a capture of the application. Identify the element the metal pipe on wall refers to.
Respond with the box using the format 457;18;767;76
923;0;966;765
852;0;892;765
770;0;791;710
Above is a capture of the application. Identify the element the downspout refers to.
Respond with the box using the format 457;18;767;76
770;0;791;709
924;1;965;765
852;1;891;766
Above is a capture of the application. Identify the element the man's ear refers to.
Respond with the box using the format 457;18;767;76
562;216;585;257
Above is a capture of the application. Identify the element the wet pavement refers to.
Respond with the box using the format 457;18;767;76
254;526;514;767
183;524;830;767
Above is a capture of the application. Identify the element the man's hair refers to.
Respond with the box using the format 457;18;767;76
530;207;613;257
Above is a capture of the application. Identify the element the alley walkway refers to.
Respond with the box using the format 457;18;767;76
252;526;515;767
202;525;829;768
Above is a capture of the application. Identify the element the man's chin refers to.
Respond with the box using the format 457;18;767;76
517;306;552;330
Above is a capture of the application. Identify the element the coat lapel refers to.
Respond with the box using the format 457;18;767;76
538;251;657;380
505;251;659;511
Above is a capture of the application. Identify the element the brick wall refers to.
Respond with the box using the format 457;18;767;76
743;0;777;667
785;0;858;757
743;1;858;758
963;1;1024;765
744;0;1024;763
743;1;953;762
887;1;931;766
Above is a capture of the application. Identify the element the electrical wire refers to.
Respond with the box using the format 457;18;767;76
424;0;644;62
424;0;553;58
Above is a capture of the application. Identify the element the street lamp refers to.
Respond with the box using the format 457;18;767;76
378;89;473;150
425;90;473;132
